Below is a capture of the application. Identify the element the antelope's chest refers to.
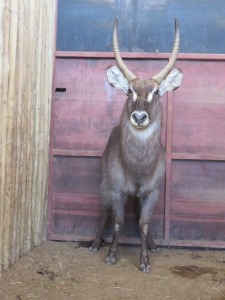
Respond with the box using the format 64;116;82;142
122;168;153;198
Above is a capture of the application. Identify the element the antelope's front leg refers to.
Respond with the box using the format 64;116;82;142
90;207;110;252
105;223;121;264
105;192;125;265
139;223;150;273
139;189;159;273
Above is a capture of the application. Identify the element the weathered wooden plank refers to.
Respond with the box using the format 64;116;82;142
52;193;165;214
12;0;24;263
0;0;55;276
53;156;102;195
172;60;225;155
24;0;33;254
170;217;225;241
0;0;5;275
55;51;225;61
170;160;225;241
171;161;225;202
3;0;18;270
51;209;164;240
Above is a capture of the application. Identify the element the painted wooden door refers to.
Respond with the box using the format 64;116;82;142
48;52;225;248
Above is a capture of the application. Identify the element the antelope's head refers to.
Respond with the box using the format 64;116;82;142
107;18;183;130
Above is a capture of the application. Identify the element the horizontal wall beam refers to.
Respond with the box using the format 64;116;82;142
55;51;225;61
52;150;225;161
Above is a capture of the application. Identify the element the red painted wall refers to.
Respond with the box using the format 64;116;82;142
48;53;225;248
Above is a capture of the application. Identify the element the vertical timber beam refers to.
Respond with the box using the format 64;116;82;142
164;91;174;245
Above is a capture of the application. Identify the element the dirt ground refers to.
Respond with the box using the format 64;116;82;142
0;241;225;300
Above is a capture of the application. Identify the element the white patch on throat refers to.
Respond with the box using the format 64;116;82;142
129;119;159;140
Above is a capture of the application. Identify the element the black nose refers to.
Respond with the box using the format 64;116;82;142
132;112;148;125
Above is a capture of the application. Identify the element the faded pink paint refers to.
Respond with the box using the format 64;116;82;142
48;52;225;249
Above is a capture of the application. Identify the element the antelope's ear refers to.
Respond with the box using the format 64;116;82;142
159;68;183;96
106;65;129;94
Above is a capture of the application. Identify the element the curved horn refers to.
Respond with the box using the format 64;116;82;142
152;17;180;84
113;18;137;83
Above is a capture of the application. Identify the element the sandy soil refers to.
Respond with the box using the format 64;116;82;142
0;241;225;300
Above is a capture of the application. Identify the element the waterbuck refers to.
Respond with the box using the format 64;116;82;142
90;18;183;273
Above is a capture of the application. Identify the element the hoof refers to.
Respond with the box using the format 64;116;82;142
89;246;98;252
89;239;105;252
150;247;159;253
105;255;117;265
139;263;151;274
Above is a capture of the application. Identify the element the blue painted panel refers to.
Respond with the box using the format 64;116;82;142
57;0;225;53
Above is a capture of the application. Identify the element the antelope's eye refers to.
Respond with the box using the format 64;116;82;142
154;89;159;95
128;88;132;94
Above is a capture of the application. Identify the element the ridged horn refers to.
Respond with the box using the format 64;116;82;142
152;17;180;84
113;17;137;83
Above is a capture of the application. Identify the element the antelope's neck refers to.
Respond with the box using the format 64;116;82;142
120;119;162;165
